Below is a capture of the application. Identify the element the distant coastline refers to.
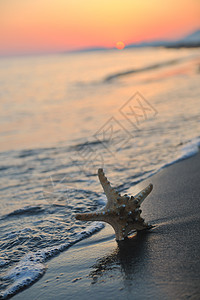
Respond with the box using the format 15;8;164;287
164;41;200;48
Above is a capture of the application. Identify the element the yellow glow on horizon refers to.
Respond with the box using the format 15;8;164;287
0;0;200;54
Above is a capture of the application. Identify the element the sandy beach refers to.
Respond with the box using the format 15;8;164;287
12;151;200;300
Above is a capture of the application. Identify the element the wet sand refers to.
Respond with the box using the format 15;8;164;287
13;152;200;300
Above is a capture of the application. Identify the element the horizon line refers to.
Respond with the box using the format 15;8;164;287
0;27;199;58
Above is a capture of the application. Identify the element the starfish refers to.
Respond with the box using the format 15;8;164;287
75;168;153;241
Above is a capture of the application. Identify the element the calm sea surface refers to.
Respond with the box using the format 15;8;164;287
0;47;200;298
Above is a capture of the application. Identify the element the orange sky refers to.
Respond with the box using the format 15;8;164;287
0;0;200;55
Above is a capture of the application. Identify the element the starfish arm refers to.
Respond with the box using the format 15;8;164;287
75;210;109;222
98;168;120;208
134;183;153;205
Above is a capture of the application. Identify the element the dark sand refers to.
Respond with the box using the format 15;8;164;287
14;152;200;300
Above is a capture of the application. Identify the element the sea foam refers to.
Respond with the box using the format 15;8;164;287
0;222;104;299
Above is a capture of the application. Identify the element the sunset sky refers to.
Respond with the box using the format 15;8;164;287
0;0;200;55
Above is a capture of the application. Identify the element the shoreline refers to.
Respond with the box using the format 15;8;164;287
11;151;200;300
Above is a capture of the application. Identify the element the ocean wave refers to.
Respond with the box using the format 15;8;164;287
129;136;200;186
0;259;9;267
1;206;44;220
179;136;200;159
0;222;104;299
161;136;200;169
70;139;109;151
108;136;200;193
104;58;181;82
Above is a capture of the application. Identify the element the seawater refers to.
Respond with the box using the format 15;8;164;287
0;47;200;298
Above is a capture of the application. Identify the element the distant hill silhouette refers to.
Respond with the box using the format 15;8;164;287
182;29;200;42
126;29;200;49
70;29;200;54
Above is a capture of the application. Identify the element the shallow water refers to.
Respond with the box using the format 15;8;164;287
0;47;200;298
